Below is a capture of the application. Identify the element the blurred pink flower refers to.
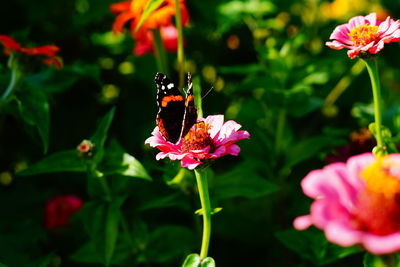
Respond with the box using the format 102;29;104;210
134;25;179;56
294;153;400;254
45;195;84;230
326;13;400;59
145;115;250;170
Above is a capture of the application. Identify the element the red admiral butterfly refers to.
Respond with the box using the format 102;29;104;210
155;72;198;144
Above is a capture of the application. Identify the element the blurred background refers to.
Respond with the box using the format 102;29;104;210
1;0;400;266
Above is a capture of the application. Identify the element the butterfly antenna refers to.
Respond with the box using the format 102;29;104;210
202;87;214;99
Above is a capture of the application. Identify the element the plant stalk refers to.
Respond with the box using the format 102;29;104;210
174;0;185;88
153;29;169;75
194;169;212;259
362;58;386;155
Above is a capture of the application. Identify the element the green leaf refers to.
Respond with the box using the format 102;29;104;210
17;150;85;176
100;140;151;180
201;257;216;267
70;239;130;265
285;136;342;169
15;85;50;153
302;72;329;85
82;198;125;266
363;253;400;267
104;202;120;266
143;226;197;263
0;263;9;267
182;255;215;267
134;0;164;33
91;107;116;164
276;228;362;265
138;193;189;211
195;207;222;215
182;254;201;267
212;164;278;201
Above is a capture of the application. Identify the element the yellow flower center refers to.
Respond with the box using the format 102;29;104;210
348;24;380;46
361;158;400;199
352;157;400;235
181;122;215;153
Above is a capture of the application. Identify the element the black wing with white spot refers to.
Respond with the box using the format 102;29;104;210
155;72;185;143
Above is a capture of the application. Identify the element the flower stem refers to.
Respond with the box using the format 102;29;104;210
194;169;212;259
274;109;286;154
153;29;169;75
362;58;386;156
2;56;23;102
174;0;185;88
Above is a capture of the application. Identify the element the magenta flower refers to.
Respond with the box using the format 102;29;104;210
44;195;84;230
326;13;400;59
294;153;400;255
145;115;250;170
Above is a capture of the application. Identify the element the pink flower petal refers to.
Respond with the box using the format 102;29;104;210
325;223;362;247
294;152;400;254
204;115;225;138
362;233;400;255
145;115;249;170
293;215;312;230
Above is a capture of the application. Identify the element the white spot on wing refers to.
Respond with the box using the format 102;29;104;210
167;83;174;89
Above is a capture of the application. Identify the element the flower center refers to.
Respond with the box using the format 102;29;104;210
181;122;215;153
352;158;400;235
348;24;380;46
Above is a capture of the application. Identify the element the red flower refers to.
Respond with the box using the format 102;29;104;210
134;25;179;56
44;195;84;229
0;35;62;69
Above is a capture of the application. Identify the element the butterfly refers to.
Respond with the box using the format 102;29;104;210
155;72;198;144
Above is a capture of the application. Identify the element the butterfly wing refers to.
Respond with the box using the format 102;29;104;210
155;72;185;144
180;73;198;139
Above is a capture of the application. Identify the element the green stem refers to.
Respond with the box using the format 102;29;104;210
274;109;286;154
153;29;169;75
2;56;23;101
174;0;185;88
194;169;212;259
362;58;386;155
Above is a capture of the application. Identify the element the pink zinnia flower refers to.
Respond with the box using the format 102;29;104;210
44;195;84;230
326;13;400;59
294;153;400;255
145;114;250;170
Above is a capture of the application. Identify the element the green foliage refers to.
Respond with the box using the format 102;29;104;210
363;253;400;267
82;198;124;266
17;150;85;175
276;228;362;265
2;0;400;266
15;84;50;153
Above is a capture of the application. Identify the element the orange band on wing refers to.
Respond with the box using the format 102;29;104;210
185;95;194;104
161;95;184;107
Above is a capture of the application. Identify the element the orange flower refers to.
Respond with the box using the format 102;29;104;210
0;35;62;69
110;0;189;37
